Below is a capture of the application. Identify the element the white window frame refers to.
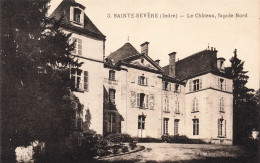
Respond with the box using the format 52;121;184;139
72;37;82;55
71;68;88;91
220;97;224;112
163;118;169;135
192;98;199;112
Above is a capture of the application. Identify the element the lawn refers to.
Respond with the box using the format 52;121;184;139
93;143;257;162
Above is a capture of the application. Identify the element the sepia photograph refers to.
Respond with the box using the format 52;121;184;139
1;0;259;162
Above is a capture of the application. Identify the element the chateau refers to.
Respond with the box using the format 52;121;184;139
50;0;233;145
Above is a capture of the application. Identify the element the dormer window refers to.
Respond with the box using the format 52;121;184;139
70;6;84;27
217;58;225;71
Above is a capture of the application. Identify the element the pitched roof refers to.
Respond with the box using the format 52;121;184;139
162;49;221;80
107;43;140;63
49;0;105;40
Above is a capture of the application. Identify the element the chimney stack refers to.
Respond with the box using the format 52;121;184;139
140;42;149;56
155;59;160;65
169;52;176;78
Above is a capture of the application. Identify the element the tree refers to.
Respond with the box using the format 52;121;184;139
0;0;82;161
226;49;258;145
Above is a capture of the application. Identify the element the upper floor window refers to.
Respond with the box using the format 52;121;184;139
218;78;226;90
109;70;115;80
192;98;199;112
74;8;81;23
175;84;179;92
71;68;88;91
189;78;202;92
163;81;171;91
175;100;180;114
220;97;224;112
72;38;82;55
138;76;148;86
70;7;84;26
164;98;170;113
137;93;149;109
109;89;116;104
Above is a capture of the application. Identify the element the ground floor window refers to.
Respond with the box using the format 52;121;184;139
218;118;226;137
193;119;199;135
174;119;179;135
138;115;146;129
108;113;115;133
163;118;169;135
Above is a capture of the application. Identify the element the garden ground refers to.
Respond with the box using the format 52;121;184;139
94;143;258;163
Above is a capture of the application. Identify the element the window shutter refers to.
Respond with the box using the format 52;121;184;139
138;76;140;85
163;81;165;90
199;78;202;89
189;80;192;92
80;10;84;24
78;39;82;55
218;119;220;136
169;83;171;91
218;78;220;89
83;71;88;91
137;93;140;107
167;99;169;111
196;99;198;111
224;80;227;90
225;120;227;136
175;101;177;112
192;99;195;111
146;78;148;86
72;37;76;54
70;7;73;21
146;95;149;108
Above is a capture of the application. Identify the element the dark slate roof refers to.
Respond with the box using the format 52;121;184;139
162;49;221;80
49;0;105;40
107;43;140;63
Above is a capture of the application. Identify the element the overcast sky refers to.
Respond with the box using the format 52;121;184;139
49;0;259;90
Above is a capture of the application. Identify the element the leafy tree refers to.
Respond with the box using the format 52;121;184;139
226;49;258;145
1;0;82;161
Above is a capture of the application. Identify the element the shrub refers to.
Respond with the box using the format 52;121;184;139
106;133;133;144
122;146;129;153
161;135;206;144
129;141;137;150
112;147;119;154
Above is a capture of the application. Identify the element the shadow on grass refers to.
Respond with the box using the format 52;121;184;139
92;156;256;163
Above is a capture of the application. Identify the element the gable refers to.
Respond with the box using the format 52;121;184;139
129;57;158;70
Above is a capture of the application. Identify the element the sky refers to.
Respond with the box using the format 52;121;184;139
49;0;260;90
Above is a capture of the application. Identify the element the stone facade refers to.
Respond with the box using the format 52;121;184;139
51;0;233;145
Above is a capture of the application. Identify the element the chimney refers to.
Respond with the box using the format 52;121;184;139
140;42;149;56
155;59;160;65
169;52;176;78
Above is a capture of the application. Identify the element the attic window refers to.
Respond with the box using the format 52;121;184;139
74;8;81;23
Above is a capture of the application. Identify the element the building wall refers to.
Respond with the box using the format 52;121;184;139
184;73;233;144
123;66;163;138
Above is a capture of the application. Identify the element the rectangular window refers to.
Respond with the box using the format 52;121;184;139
175;101;180;113
220;97;224;112
174;119;179;135
193;119;199;135
74;8;81;23
192;98;199;112
71;68;85;90
109;70;115;80
218;78;226;90
163;81;170;91
164;98;169;112
108;113;115;133
72;38;82;55
138;115;146;129
109;89;115;104
193;79;200;91
137;93;149;109
218;119;226;137
163;118;169;135
175;84;179;92
138;76;148;86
